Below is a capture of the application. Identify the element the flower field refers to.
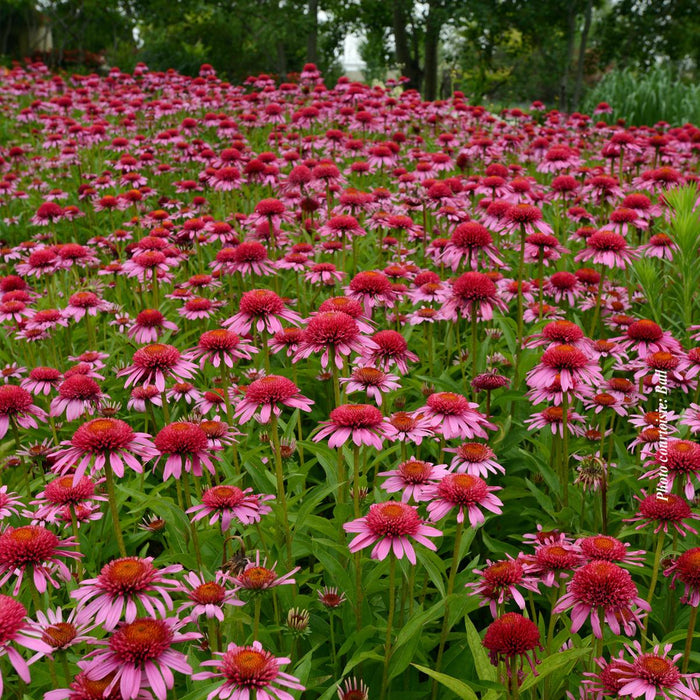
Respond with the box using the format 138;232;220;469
0;61;699;700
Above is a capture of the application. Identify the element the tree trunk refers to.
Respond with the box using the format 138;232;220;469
572;0;593;109
276;39;287;78
392;0;421;91
306;0;318;64
423;1;441;100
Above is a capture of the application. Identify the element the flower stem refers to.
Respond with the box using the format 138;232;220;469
431;519;465;700
379;556;397;700
561;392;570;508
642;531;665;649
104;461;127;557
270;414;292;566
682;605;697;673
588;267;607;338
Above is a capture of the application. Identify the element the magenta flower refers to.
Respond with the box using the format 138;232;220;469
81;617;199;700
230;552;299;590
340;366;400;404
71;556;182;629
378;459;449;502
153;422;216;480
0;385;47;438
553;561;650;638
185;328;257;368
192;640;305;700
0;595;53;695
425;473;503;525
467;556;540;617
177;570;244;623
234;375;313;424
526;344;604;393
421;392;496;440
117;343;197;392
187;484;274;530
223;288;301;335
314;403;389;449
343;501;442;564
664;547;700;607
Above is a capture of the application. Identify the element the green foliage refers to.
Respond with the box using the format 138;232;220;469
583;65;700;126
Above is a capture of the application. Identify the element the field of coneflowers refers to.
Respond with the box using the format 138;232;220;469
0;60;699;700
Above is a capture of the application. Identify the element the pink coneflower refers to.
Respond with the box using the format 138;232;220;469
524;232;568;266
127;309;179;344
525;541;583;587
553;561;650;638
317;296;375;333
0;299;30;323
614;319;682;359
44;671;152;700
525;405;587;437
118;344;197;392
614;641;696;700
49;375;106;421
30;474;106;523
340;366;400;404
187;484;274;530
0;486;22;521
224;289;302;335
445;442;504;477
525;320;589;349
343;501;442;564
574;230;636;269
482;613;542;672
269;327;303;357
421;392;496;440
192;640;305;700
441;221;504;270
626;491;699;536
346;270;396;316
82;617;199;700
305;262;346;285
230;552;299;590
526;344;603;392
167;382;202;405
664;547;700;607
642;439;700;499
28;606;97;651
318;586;347;609
295;311;373;369
639;233;677;260
441;271;507;322
177;570;244;622
71;556;182;629
360;329;418;374
186;328;257;368
378;459;449;502
0;595;53;693
681;404;700;435
153;421;215;480
0;525;81;595
577;535;645;566
384;411;435;444
467;557;540;616
178;296;225;320
26;309;69;332
425;473;503;525
504;203;553;235
227;241;276;276
313;403;389;449
0;384;47;438
234;375;313;424
63;291;111;321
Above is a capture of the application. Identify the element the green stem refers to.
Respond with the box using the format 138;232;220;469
379;556;397;700
588;268;607;338
682;605;698;673
270;414;292;566
104;461;127;557
642;531;665;649
561;392;570;508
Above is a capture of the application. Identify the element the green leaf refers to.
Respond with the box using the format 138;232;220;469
411;664;479;700
519;648;589;691
465;615;496;682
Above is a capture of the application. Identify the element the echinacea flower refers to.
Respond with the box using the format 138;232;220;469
224;289;301;336
28;606;97;652
553;560;650;638
440;271;508;322
343;501;442;564
127;309;179;344
71;557;183;629
185;329;257;368
425;473;503;525
0;525;81;595
526;344;603;393
314;404;389;449
233;375;313;424
192;640;305;700
339;366;400;404
360;329;419;374
51;418;158;483
117;344;197;392
625;492;700;536
0;486;22;521
177;570;244;622
187;485;274;530
230;552;299;591
0;384;47;438
81;617;199;700
615;641;697;700
153;422;216;480
482;612;542;673
30;474;107;523
444;442;504;477
378;459;449;502
663;547;700;607
0;595;53;695
421;392;496;440
467;556;540;616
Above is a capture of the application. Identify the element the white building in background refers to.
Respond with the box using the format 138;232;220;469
340;33;366;80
